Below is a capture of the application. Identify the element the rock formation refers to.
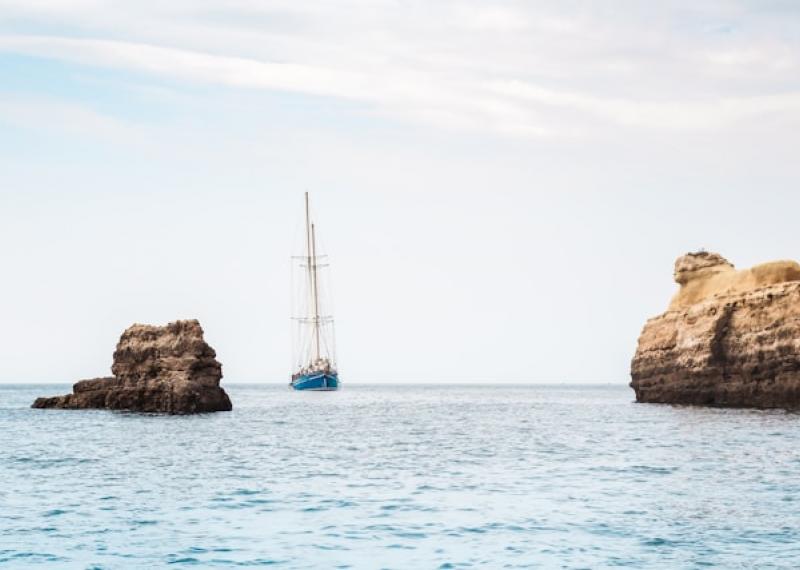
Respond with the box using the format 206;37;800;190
631;252;800;408
33;320;232;414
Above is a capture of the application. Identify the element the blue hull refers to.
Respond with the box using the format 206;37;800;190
292;372;339;391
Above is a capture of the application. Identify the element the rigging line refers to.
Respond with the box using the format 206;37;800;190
311;222;322;362
304;191;316;367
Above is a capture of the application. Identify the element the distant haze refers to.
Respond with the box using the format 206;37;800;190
1;1;799;383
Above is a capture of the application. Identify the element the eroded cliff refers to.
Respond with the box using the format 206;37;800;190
631;252;800;408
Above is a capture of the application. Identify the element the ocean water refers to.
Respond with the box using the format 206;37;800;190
1;384;799;569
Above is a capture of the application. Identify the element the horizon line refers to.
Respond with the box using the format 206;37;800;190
0;380;629;386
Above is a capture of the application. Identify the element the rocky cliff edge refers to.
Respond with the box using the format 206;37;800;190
631;252;800;408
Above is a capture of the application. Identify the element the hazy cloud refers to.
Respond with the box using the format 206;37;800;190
1;1;799;137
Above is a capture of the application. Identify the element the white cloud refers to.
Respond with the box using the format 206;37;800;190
0;2;799;138
0;35;366;98
491;80;800;131
0;34;557;137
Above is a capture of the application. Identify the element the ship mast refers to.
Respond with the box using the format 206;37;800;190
311;223;321;362
304;192;321;364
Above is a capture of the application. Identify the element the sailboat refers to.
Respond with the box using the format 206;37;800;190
290;192;340;391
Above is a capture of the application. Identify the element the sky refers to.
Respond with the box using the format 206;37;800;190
1;1;800;384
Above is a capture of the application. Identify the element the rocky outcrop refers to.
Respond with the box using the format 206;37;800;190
33;320;232;414
631;252;800;408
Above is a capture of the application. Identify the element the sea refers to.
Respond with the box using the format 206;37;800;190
1;383;799;569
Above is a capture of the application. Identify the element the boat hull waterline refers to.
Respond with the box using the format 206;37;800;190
292;373;339;391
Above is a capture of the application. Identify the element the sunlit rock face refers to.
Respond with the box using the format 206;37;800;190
631;252;800;408
32;320;232;414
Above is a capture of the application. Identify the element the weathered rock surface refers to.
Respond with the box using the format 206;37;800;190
33;320;232;414
631;252;800;408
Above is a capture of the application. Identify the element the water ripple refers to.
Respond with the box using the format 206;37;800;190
2;383;800;568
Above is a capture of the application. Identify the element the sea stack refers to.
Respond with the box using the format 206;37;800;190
33;320;232;414
631;251;800;408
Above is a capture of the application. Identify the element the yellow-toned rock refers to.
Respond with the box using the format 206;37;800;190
670;251;800;309
632;252;800;408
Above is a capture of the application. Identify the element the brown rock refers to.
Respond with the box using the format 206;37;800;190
631;252;800;408
32;320;232;414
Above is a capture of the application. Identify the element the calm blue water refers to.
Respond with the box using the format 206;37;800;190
1;384;799;569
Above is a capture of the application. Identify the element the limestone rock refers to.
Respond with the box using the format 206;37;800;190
631;252;800;408
32;320;232;414
669;252;800;309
